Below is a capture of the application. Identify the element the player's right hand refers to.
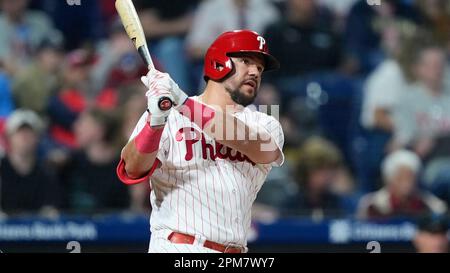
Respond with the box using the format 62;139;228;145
142;70;175;127
141;68;188;110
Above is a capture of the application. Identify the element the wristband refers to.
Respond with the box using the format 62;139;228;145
134;122;164;153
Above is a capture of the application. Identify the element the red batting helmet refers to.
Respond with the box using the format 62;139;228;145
204;30;280;81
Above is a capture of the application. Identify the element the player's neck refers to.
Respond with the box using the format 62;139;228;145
200;81;238;110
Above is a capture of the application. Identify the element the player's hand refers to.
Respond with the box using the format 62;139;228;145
142;70;175;127
141;68;188;110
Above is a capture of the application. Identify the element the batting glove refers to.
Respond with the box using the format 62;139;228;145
142;70;175;127
141;69;188;111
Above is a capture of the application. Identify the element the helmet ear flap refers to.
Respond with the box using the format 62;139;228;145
212;59;224;72
213;60;224;71
204;51;233;81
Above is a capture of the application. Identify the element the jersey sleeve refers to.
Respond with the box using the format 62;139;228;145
240;111;284;168
259;114;285;167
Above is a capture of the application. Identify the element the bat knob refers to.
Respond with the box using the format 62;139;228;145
158;97;173;111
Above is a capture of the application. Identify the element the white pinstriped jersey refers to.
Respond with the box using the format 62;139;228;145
129;96;284;247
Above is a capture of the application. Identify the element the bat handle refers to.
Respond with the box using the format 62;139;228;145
138;45;155;70
139;45;174;111
158;96;173;111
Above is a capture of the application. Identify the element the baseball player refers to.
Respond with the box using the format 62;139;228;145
117;30;284;253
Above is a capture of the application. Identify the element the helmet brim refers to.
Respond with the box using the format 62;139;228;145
227;50;280;72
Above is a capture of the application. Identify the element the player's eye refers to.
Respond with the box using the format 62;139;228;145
242;58;250;65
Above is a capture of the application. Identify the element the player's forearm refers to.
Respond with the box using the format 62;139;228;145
121;122;165;179
121;140;158;179
118;68;175;184
205;110;280;164
216;137;281;164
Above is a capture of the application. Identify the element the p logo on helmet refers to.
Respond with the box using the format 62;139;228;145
257;36;266;50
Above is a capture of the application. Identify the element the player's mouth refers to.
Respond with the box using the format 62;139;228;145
243;80;257;89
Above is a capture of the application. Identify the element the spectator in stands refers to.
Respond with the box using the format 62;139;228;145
92;18;148;93
392;40;450;160
414;0;450;89
0;72;14;152
119;84;147;146
253;86;305;213
357;150;447;220
318;0;358;18
0;72;14;122
263;0;341;81
98;0;119;28
359;28;450;193
357;21;422;193
426;159;450;209
135;0;200;92
11;38;63;119
186;0;279;62
61;108;129;213
344;0;420;74
37;1;104;51
416;0;450;53
281;137;348;218
413;214;449;253
316;0;358;34
0;0;62;75
0;109;61;216
46;48;96;149
360;20;418;132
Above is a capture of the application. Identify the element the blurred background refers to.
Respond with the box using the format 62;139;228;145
0;0;450;253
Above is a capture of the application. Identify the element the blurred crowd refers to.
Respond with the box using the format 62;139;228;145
0;0;449;229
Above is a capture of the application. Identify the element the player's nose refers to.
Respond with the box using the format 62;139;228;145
248;64;261;79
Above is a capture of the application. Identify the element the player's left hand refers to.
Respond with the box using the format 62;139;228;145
141;68;188;110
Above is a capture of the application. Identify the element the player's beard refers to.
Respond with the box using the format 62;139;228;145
225;84;257;107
